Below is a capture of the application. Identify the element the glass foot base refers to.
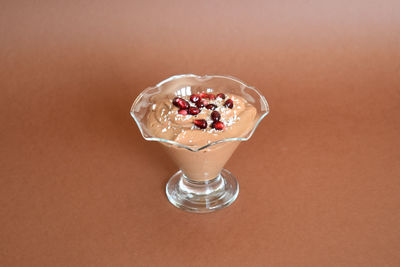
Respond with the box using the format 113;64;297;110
166;169;239;213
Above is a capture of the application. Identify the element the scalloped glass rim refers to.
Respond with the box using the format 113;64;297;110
130;74;269;152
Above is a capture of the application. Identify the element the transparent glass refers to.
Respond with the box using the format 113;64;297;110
130;74;269;213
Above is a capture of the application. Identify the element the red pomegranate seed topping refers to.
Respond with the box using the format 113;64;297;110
172;97;180;107
188;107;200;115
224;99;234;109
201;100;209;106
205;104;217;110
216;93;226;100
211;111;221;121
178;109;188;115
212;121;225;130
190;94;201;103
200;92;209;99
196;99;209;108
195;101;204;108
208;94;216;100
193;119;207;129
172;97;190;109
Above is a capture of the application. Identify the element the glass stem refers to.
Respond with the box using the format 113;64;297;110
179;174;225;196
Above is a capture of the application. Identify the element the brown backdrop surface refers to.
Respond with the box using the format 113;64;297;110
1;1;400;266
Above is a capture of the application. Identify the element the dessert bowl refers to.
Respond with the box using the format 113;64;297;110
130;74;269;213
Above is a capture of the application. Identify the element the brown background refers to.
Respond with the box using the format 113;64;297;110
1;1;400;266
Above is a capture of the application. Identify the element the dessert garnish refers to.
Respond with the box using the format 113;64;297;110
216;93;226;100
205;104;217;110
193;119;208;129
211;110;221;121
224;99;234;109
172;92;235;130
211;121;225;130
173;97;190;109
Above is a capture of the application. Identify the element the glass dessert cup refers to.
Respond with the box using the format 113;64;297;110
130;74;269;213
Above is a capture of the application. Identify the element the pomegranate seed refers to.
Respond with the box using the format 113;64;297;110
224;99;234;109
173;97;189;109
196;99;209;108
188;107;200;115
205;104;217;110
208;94;216;100
178;109;188;115
216;93;226;100
211;111;221;121
195;101;204;108
172;97;180;107
200;92;209;99
190;94;201;103
212;121;225;130
193;119;207;129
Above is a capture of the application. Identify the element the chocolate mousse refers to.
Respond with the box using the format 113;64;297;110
146;91;257;181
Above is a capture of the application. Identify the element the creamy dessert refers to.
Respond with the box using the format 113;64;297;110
146;91;257;181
